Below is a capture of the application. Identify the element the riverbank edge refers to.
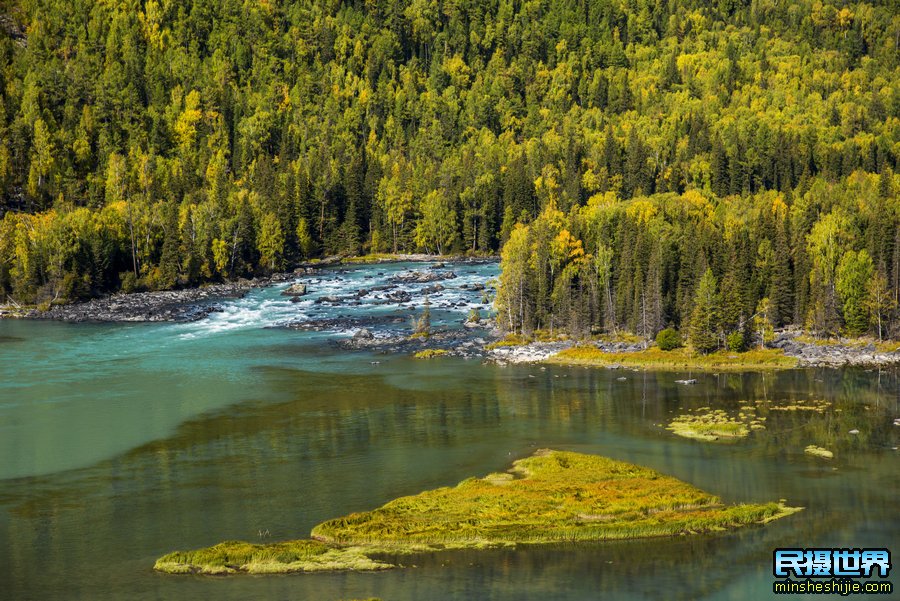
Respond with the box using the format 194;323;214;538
485;332;900;370
0;253;491;322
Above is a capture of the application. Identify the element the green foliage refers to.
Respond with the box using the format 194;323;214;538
726;331;746;353
296;218;314;260
836;250;873;336
0;0;898;331
415;190;458;255
655;328;682;351
257;212;285;271
493;181;899;342
690;269;722;354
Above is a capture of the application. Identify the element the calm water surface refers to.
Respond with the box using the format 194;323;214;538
0;262;898;601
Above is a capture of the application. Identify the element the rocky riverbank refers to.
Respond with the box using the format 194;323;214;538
23;273;298;323
9;254;490;323
771;331;900;367
7;254;498;323
479;331;900;369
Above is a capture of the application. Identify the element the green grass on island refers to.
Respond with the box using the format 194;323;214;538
414;349;449;359
484;333;531;350
548;346;798;371
153;539;393;575
156;450;800;575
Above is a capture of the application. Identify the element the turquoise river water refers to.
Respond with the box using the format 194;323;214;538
0;261;897;600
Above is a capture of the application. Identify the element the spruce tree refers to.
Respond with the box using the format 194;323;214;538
689;268;721;354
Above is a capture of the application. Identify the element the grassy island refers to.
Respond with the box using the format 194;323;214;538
155;450;800;575
154;539;392;575
547;347;798;371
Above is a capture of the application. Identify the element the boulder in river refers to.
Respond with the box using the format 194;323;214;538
391;270;456;284
382;290;412;303
281;283;308;297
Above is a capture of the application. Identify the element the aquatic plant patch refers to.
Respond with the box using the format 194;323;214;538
667;409;756;442
804;445;834;459
766;399;832;413
666;398;835;443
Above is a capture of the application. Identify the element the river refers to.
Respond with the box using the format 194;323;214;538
0;261;897;601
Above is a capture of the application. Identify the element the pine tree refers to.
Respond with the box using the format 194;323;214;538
159;205;181;289
770;216;793;325
257;212;285;271
710;138;728;197
689;268;721;354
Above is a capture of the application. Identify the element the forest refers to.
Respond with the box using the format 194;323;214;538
0;0;898;341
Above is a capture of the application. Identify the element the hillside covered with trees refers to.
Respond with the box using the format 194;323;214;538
0;0;898;341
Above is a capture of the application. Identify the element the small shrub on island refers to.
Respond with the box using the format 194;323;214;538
726;331;746;353
655;328;682;351
414;349;449;359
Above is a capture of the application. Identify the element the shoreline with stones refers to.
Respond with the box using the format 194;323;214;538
1;254;493;323
483;330;900;369
4;255;899;370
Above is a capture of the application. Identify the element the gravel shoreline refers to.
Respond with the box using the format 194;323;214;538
483;332;900;369
6;259;899;370
6;255;492;323
25;273;297;323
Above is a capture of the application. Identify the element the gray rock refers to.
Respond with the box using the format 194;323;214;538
281;283;307;297
353;328;374;340
391;270;457;284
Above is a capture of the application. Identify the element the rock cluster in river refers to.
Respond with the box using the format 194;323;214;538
390;270;457;284
338;327;491;358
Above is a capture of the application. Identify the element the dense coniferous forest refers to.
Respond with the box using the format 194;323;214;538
0;0;898;341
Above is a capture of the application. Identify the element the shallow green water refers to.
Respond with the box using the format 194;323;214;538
1;263;898;600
